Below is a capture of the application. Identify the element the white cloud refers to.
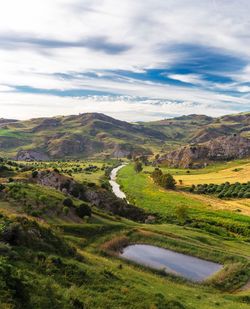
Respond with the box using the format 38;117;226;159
167;74;204;85
0;0;250;120
0;92;245;122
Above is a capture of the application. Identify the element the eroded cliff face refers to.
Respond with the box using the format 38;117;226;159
158;135;250;168
16;150;50;161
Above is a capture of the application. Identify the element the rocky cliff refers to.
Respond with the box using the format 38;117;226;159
158;135;250;168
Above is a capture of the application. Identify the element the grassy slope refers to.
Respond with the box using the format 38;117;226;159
1;160;250;308
3;201;250;309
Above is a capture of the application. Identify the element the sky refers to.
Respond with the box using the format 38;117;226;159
0;0;250;121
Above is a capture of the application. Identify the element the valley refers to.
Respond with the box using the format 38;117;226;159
0;112;249;309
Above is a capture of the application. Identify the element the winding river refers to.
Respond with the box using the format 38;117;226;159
109;164;128;201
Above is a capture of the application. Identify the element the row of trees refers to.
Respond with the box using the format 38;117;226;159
190;182;250;199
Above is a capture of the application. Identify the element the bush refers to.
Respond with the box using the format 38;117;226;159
176;206;189;225
63;198;74;208
63;206;69;215
75;203;92;218
31;170;38;178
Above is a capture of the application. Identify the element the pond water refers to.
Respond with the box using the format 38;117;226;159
120;244;222;282
109;164;127;201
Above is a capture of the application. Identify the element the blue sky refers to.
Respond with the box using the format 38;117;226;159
0;0;250;121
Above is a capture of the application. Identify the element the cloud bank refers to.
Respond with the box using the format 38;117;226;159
0;0;250;121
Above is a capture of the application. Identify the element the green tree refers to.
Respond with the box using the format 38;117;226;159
160;173;176;189
151;168;163;184
76;203;92;218
134;161;143;173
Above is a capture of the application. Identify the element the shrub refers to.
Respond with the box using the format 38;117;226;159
69;183;85;199
176;206;189;225
63;198;74;208
75;203;92;218
31;170;38;178
63;206;69;215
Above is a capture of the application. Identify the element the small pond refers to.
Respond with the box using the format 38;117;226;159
120;244;222;282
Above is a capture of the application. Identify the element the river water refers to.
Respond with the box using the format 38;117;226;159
109;164;127;201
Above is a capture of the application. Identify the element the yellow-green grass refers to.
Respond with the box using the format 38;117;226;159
174;162;250;186
117;164;250;239
117;164;249;215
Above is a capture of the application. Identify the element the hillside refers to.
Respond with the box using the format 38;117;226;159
0;112;249;160
158;135;250;168
0;113;166;160
0;157;250;308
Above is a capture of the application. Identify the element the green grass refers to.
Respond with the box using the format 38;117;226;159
0;128;29;138
1;159;250;308
117;164;250;237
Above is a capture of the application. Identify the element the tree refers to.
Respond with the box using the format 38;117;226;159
134;161;143;173
151;168;163;183
76;203;92;218
160;173;176;189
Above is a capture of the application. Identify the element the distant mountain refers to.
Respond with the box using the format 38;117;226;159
0;113;166;160
0;112;249;160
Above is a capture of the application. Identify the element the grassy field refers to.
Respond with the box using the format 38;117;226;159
142;159;250;183
174;161;250;186
117;164;250;236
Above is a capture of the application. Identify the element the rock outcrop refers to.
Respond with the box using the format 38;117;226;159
16;150;50;161
33;170;149;222
158;135;250;168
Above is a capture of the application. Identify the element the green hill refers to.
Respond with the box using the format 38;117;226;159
0;112;249;161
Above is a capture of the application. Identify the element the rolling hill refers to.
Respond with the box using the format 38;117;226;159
0;112;249;160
